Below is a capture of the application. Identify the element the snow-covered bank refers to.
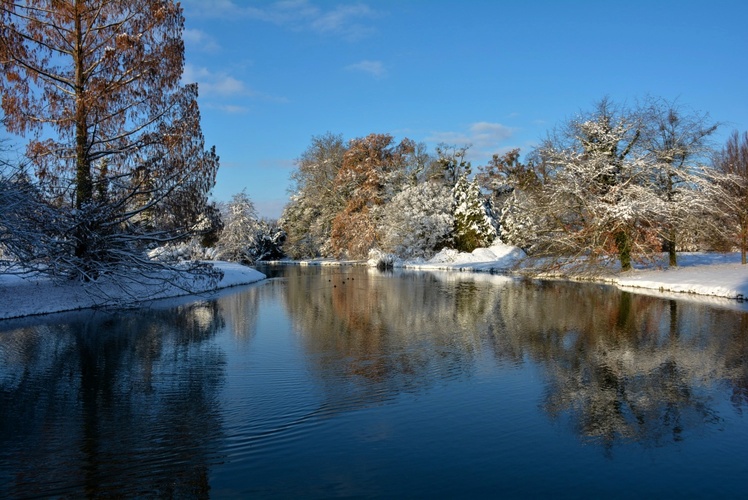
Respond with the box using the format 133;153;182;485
390;243;748;302
394;242;526;273
0;261;265;320
8;246;746;322
613;254;748;301
269;243;748;303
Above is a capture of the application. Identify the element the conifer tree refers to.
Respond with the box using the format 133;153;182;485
0;0;218;280
451;174;497;252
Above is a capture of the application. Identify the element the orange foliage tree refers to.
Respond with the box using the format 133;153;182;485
0;0;218;277
330;133;414;258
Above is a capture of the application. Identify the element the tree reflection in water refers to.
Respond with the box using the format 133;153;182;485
510;286;737;451
281;267;748;451
2;267;747;497
0;301;227;498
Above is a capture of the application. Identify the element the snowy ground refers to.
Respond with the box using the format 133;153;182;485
397;243;748;303
0;261;265;320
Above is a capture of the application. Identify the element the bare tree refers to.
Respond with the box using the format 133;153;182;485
641;97;718;266
712;131;748;263
281;132;346;258
427;143;471;187
517;99;663;272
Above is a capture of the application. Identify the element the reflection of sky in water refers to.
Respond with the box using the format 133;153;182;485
1;267;747;498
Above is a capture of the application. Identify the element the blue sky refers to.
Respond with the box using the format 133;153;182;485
180;0;748;219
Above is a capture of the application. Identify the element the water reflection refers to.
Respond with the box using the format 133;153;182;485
0;301;226;498
279;267;748;450
281;268;511;411
2;267;748;497
504;285;741;450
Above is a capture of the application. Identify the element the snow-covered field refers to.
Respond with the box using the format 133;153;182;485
2;246;748;321
0;261;265;320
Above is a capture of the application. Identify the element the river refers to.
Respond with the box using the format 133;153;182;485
1;265;747;498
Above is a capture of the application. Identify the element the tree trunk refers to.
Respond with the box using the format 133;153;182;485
616;229;632;272
664;173;677;267
668;227;677;267
74;3;91;210
73;2;92;270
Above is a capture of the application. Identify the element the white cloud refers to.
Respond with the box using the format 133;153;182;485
346;59;387;79
182;64;289;107
204;103;250;114
182;64;247;97
180;0;244;18
310;3;378;38
183;28;220;52
468;122;514;147
427;122;516;163
182;0;380;40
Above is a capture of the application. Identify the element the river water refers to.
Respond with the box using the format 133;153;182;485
1;265;747;498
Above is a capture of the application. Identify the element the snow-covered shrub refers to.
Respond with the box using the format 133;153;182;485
500;190;542;253
367;248;398;270
379;181;454;259
251;219;286;261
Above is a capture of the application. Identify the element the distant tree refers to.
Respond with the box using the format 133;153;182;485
427;143;471;187
252;219;285;262
712;131;748;263
451;174;497;252
216;191;260;264
380;180;454;259
330;133;414;258
641;97;718;266
281;132;346;258
474;148;545;225
0;0;218;282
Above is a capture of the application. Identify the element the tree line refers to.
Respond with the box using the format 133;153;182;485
280;98;748;271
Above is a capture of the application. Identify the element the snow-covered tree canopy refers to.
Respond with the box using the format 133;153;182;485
330;133;415;259
380;181;454;259
499;98;721;272
281;96;729;271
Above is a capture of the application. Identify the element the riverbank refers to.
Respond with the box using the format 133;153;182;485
398;245;748;302
3;248;748;321
0;261;266;320
273;244;748;303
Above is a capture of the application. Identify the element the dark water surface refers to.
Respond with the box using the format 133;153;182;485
1;265;747;498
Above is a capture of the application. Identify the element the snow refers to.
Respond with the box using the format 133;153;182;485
0;261;265;320
398;242;526;272
614;253;748;301
398;243;748;304
3;247;748;322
